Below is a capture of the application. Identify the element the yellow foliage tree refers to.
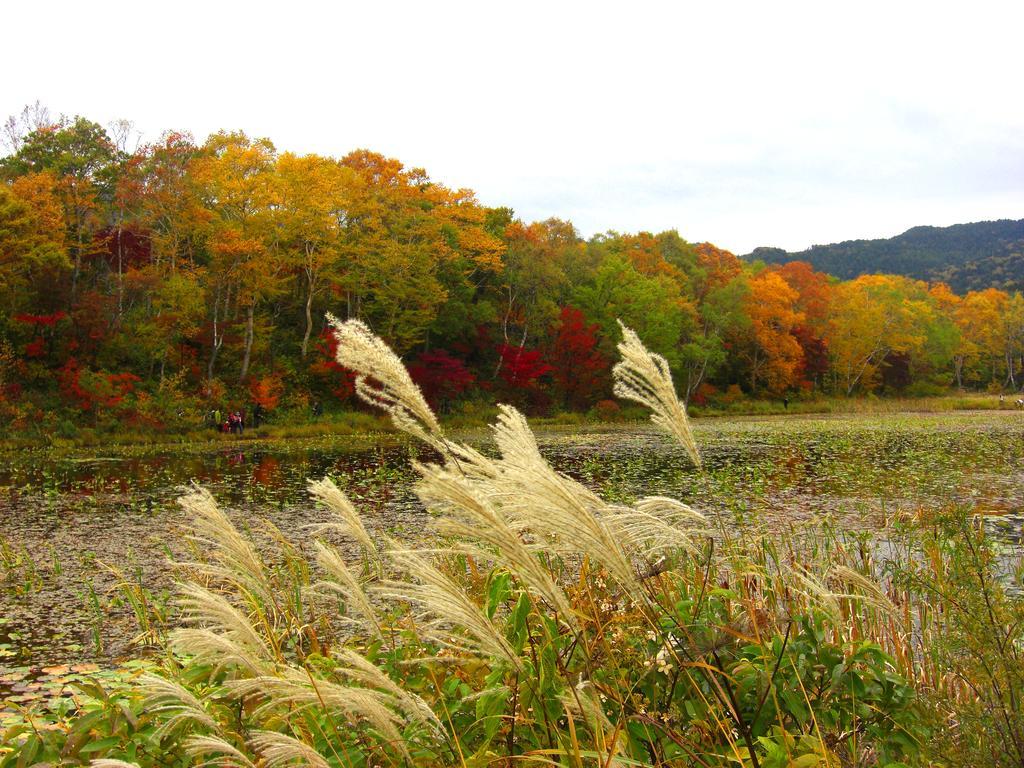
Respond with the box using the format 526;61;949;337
827;275;933;395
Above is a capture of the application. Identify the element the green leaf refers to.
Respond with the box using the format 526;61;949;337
80;736;122;754
484;570;512;620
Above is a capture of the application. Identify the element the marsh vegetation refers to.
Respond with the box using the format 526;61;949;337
0;322;1022;766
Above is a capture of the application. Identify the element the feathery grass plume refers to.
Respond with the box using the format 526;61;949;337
560;683;629;768
490;403;602;508
828;564;898;613
331;647;445;737
783;563;842;620
325;314;499;483
184;735;257;768
605;507;700;559
172;582;273;664
487;405;640;593
634;495;707;525
612;321;701;468
415;459;578;626
170;628;265;677
140;672;219;737
307;476;378;558
90;761;142;768
248;731;332;768
607;496;708;559
177;486;271;601
228;668;413;761
377;540;523;670
326;314;442;445
311;540;384;641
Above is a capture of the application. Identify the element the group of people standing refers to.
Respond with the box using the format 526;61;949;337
209;408;246;434
208;403;265;434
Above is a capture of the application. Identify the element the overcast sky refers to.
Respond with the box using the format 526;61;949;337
4;0;1022;253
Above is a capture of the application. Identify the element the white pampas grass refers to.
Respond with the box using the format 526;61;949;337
379;541;523;670
140;673;218;737
783;563;842;620
184;735;257;768
487;405;640;593
307;476;378;558
177;486;271;601
311;540;383;641
228;669;412;761
613;321;701;468
606;496;708;559
326;314;442;445
634;495;706;524
827;564;897;613
172;582;273;666
331;647;444;737
169;628;265;676
248;731;332;768
140;314;725;766
416;459;577;626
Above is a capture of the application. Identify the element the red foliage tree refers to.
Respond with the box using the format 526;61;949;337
408;349;475;410
310;327;355;402
13;311;67;327
497;344;552;389
547;307;609;410
770;261;833;330
97;225;152;271
24;338;46;358
792;325;829;390
495;342;553;415
58;358;140;418
15;311;66;361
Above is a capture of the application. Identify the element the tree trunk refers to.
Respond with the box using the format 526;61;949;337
72;227;83;303
239;303;255;382
301;273;314;358
207;289;224;383
116;206;125;320
685;357;709;405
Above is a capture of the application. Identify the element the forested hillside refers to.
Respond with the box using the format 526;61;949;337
747;220;1024;291
2;111;1024;440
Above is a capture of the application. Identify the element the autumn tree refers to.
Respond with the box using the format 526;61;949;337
407;350;475;411
547;306;609;409
827;275;933;395
274;152;355;357
192;131;279;382
497;218;578;351
691;242;744;303
132;131;206;272
0;116;121;302
770;261;833;331
0;178;67;314
739;269;804;394
338;150;502;353
572;253;691;369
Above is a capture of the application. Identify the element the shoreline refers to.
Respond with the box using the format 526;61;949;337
0;392;1018;456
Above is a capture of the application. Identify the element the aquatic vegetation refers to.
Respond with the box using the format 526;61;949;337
0;322;939;767
0;325;1022;764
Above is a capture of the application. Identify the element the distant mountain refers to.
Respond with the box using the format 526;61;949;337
745;219;1024;293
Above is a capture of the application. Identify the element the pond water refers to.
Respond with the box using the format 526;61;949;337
1;410;1023;676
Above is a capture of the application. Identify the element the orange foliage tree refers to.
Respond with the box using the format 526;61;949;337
741;270;804;394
